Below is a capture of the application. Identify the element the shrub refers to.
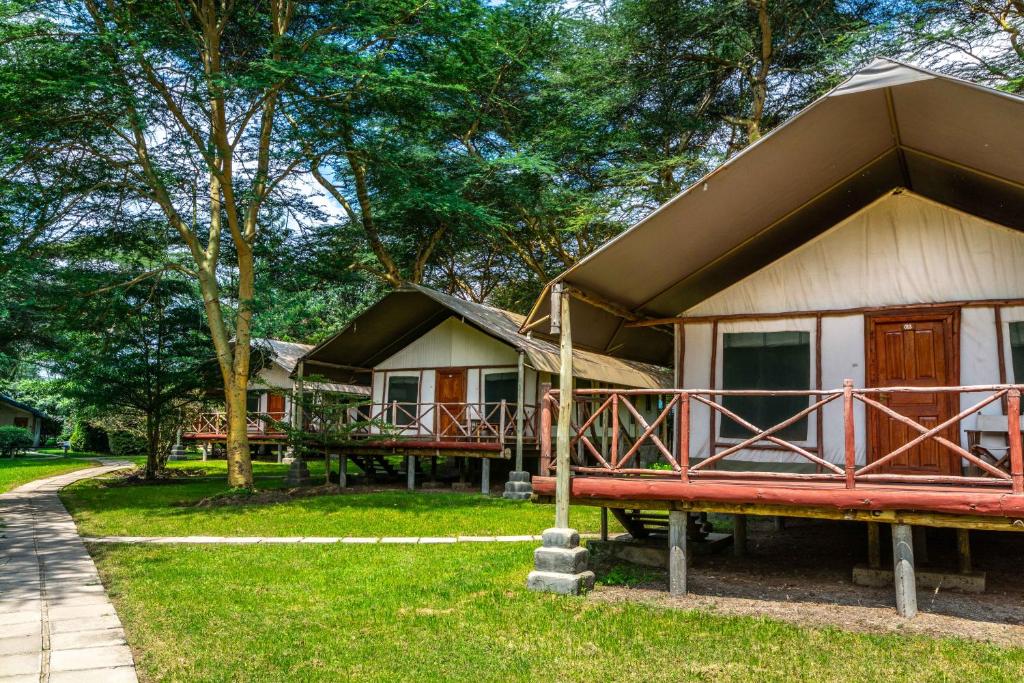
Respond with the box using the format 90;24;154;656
69;420;109;453
107;430;148;456
0;426;34;457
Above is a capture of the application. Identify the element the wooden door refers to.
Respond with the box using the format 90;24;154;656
866;310;959;475
435;368;466;438
266;393;286;432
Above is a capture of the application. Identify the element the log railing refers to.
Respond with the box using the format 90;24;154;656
541;382;1024;494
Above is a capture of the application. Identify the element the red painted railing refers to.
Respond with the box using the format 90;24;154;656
186;411;288;438
540;382;1024;494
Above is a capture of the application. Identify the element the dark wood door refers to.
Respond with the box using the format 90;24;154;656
867;310;959;475
435;368;466;438
266;393;286;432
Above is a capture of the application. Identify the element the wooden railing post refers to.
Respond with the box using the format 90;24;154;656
679;392;690;483
611;393;620;468
844;379;856;489
1008;388;1023;494
540;384;552;476
499;399;507;450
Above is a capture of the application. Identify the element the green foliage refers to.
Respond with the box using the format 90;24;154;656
0;426;33;457
107;430;148;456
69;420;108;454
597;563;660;588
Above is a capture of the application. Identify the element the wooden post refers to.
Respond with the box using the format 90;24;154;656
892;523;918;618
956;528;972;574
1008;388;1023;494
276;444;282;463
843;378;856;489
481;457;490;495
669;510;688;595
600;507;608;541
499;399;508;455
679;393;690;483
539;383;552;476
407;455;415;491
867;522;881;569
293;361;305;432
733;515;747;557
338;454;347;489
555;288;573;530
515;352;525;472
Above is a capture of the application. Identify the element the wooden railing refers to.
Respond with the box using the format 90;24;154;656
333;400;537;445
187;411;288;437
541;382;1024;494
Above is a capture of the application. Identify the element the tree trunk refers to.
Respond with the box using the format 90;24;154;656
145;413;159;481
224;383;254;488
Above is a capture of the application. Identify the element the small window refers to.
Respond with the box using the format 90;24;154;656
484;372;518;408
386;376;419;426
720;331;811;441
246;392;262;413
1011;322;1024;383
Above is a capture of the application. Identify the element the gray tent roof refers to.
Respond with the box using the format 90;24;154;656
300;285;671;389
522;59;1024;365
252;338;369;396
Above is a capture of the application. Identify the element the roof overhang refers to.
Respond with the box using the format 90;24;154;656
522;59;1024;365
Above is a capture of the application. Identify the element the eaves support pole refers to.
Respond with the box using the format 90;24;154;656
527;285;594;594
504;351;533;500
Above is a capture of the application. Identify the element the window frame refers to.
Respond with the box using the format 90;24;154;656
714;320;817;448
385;374;421;427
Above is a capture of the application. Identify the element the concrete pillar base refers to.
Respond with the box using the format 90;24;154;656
503;471;532;500
285;459;311;487
167;444;188;461
526;528;594;595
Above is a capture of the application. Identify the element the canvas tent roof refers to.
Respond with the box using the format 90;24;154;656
521;59;1024;366
299;285;671;389
251;338;369;396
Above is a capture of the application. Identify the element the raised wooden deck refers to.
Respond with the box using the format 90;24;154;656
534;384;1024;531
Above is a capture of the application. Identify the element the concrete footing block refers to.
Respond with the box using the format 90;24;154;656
284;459;311;487
534;546;590;574
527;527;592;595
503;473;533;501
167;444;187;461
852;565;986;593
526;570;595;595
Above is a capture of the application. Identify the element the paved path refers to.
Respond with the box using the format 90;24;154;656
0;463;137;683
84;533;600;545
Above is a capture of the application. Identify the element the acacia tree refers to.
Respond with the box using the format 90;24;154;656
2;0;473;487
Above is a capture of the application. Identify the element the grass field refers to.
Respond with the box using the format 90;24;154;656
61;460;614;537
0;456;100;494
91;542;1024;683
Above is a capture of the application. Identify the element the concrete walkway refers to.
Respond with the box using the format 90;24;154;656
83;533;599;545
0;463;137;683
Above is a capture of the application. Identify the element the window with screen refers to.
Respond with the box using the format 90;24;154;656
720;331;811;441
1011;322;1024;382
246;392;262;413
484;372;518;408
386;376;419;426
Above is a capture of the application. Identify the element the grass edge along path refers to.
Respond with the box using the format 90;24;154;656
0;456;101;494
92;542;1024;683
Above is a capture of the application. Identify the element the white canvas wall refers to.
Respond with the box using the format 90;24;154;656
676;193;1018;469
376;317;518;370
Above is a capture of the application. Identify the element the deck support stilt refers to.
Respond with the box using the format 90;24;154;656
669;510;688;595
481;458;490;495
732;514;747;557
276;445;282;464
338;455;347;489
407;456;415;491
600;507;608;541
957;528;972;574
202;443;209;462
773;516;785;532
867;522;881;569
892;523;918;618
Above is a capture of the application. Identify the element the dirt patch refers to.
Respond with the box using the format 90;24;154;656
590;517;1024;646
104;467;214;485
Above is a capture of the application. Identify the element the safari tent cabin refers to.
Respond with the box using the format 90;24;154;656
185;338;369;458
0;394;49;447
297;285;670;472
521;60;1024;545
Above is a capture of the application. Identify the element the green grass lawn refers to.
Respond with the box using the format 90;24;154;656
62;460;613;537
92;542;1024;682
0;456;101;494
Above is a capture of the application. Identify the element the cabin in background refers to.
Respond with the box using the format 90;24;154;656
298;285;670;495
0;394;50;447
185;338;370;460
